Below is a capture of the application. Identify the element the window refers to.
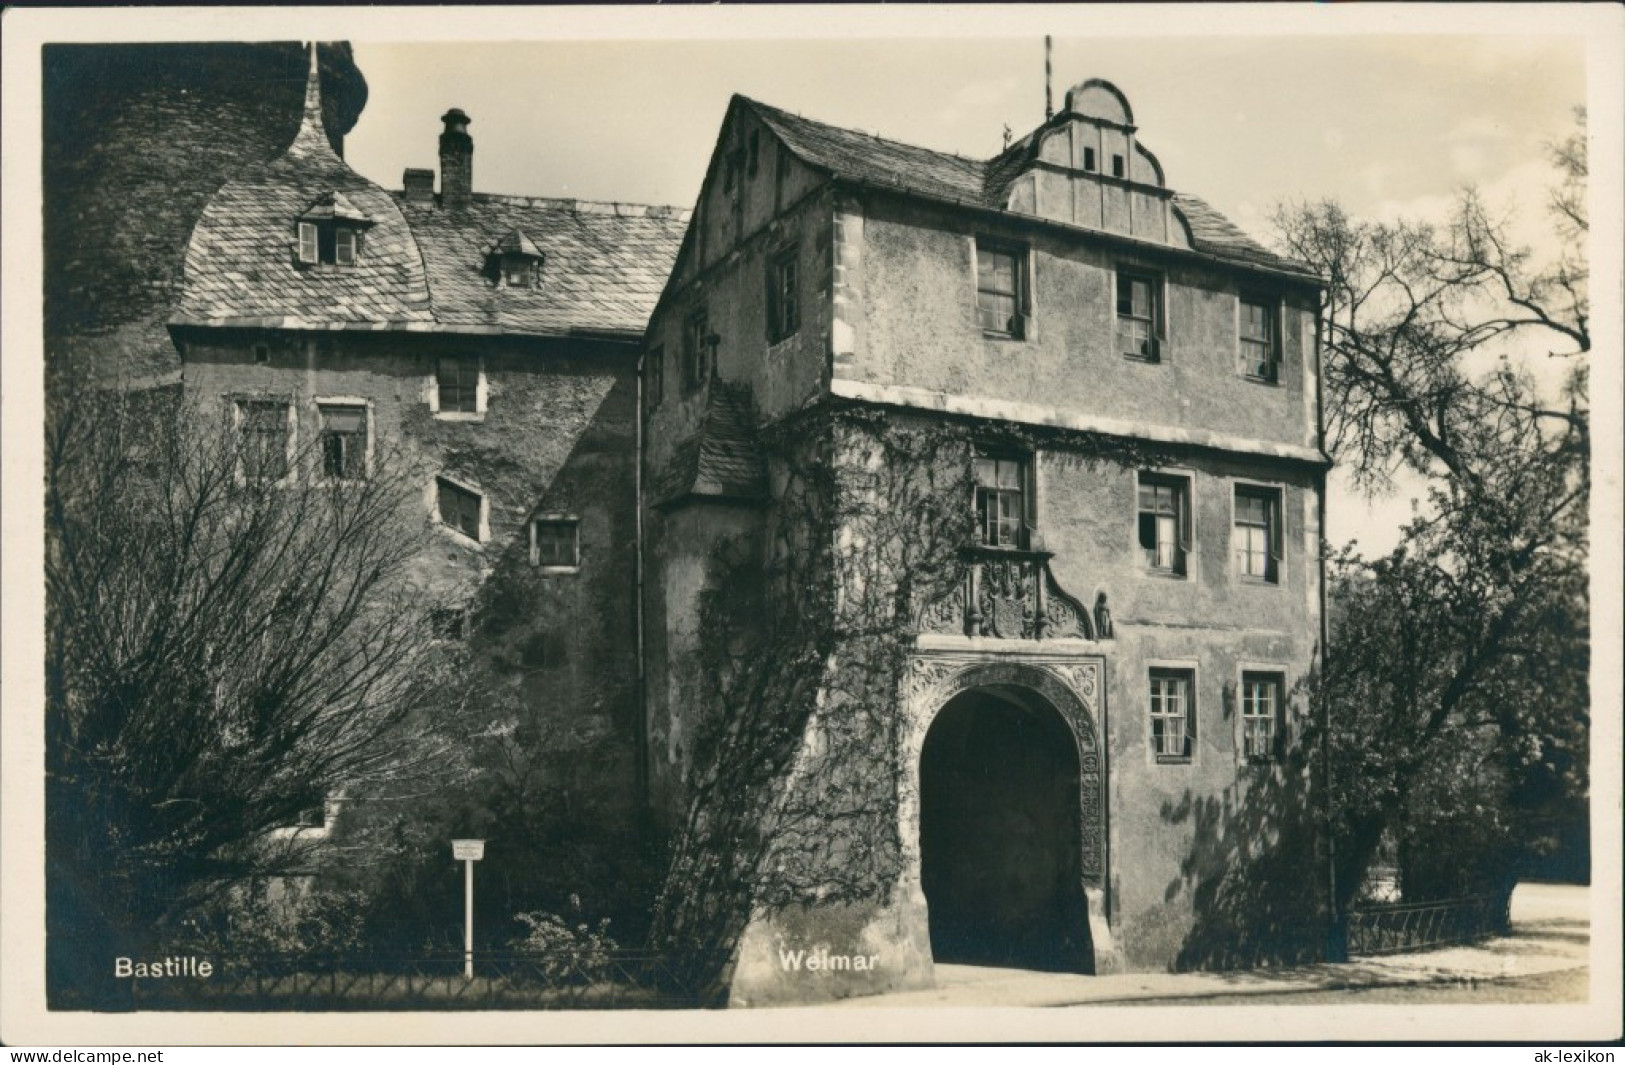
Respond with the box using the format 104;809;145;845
974;453;1029;549
1138;473;1190;576
768;246;800;343
296;220;363;266
646;346;664;412
1112;153;1126;179
1083;146;1097;172
334;227;356;266
530;517;580;569
1239;298;1279;381
1117;269;1161;361
503;257;536;287
683;309;711;392
976;242;1028;339
1240;672;1284;762
1150;669;1194;762
317;403;367;482
236;399;290;482
298;222;318;264
253;343;270;365
435;356;480;414
436;477;483;542
1234;485;1283;583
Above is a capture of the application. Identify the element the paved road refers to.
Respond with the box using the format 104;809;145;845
833;881;1590;1008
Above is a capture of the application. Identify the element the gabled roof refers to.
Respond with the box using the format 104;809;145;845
400;195;687;337
654;384;767;507
736;95;1314;279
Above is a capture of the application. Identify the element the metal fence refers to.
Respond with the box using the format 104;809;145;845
1346;893;1512;956
127;949;724;1010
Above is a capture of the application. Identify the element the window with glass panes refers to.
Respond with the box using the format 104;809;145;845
768;246;800;342
318;404;367;481
1241;672;1283;761
1117;270;1159;360
1150;669;1193;762
976;244;1026;338
1138;474;1189;574
683;309;710;391
437;477;482;541
531;518;579;568
1235;486;1281;582
436;357;479;413
237;399;290;481
1240;299;1277;381
974;455;1027;548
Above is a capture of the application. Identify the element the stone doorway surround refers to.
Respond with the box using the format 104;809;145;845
901;637;1122;976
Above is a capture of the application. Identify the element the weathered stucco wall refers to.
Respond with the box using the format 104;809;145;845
839;194;1319;453
180;329;644;814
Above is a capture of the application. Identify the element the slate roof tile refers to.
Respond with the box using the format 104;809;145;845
739;96;1315;279
655;383;767;506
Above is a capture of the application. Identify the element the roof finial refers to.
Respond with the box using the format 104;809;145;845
1044;35;1054;120
288;41;335;158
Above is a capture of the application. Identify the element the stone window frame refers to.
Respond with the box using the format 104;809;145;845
682;307;713;394
1232;480;1285;585
1236;665;1288;764
1238;294;1282;384
766;243;801;344
228;393;297;488
972;448;1035;550
311;396;373;486
1116;265;1165;363
1147;661;1199;766
1136;469;1193;579
529;512;581;572
973;237;1032;341
432;473;488;545
428;354;487;421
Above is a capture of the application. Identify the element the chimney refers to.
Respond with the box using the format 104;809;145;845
403;168;435;204
439;108;473;209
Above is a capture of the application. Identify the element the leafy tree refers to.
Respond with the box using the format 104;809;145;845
1276;110;1590;911
45;380;472;1001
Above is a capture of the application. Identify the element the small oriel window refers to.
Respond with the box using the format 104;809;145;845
1117;269;1161;361
1240;298;1279;382
1235;485;1283;583
318;403;367;482
436;477;483;542
530;517;580;569
1138;473;1190;576
974;453;1029;549
976;242;1029;339
1150;668;1194;763
768;246;800;343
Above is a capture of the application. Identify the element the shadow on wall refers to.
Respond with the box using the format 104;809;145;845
1160;734;1330;971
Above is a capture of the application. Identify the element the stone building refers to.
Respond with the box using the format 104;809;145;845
166;50;688;832
642;79;1329;1004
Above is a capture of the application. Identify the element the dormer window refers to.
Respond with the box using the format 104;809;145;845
488;229;544;290
296;191;371;267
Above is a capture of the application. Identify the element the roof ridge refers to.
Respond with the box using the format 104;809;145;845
740;94;988;170
459;191;692;219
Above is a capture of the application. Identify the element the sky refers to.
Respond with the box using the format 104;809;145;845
334;27;1590;555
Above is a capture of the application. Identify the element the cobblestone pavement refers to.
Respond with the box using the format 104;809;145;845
834;882;1591;1008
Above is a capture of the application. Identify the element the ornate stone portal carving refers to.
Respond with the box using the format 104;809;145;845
913;548;1105;641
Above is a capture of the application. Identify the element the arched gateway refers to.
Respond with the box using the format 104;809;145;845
901;655;1115;976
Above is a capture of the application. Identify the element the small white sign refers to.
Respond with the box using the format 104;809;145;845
452;839;485;861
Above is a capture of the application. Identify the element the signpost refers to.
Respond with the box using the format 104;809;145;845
451;839;485;979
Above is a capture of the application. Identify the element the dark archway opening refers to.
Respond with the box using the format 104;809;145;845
920;686;1094;973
